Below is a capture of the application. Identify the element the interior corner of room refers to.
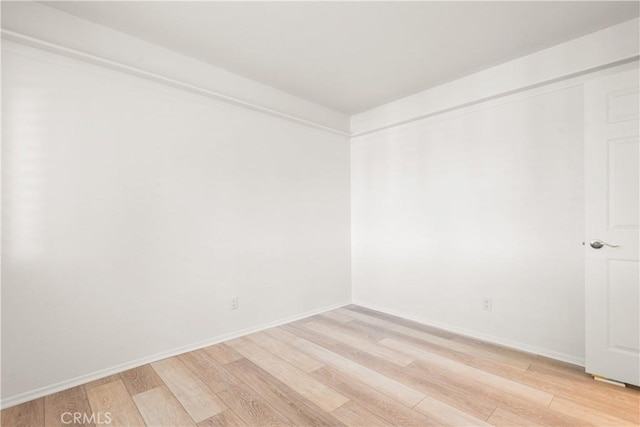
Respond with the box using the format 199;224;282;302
1;1;639;423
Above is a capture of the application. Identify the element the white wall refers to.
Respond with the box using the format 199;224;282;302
351;82;587;363
349;18;639;367
1;41;351;403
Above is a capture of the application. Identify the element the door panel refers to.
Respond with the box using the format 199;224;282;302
608;137;639;228
585;68;640;386
608;259;639;353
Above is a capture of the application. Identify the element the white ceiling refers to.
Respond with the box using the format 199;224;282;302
41;1;639;114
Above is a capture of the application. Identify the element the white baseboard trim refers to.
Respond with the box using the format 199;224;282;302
352;301;585;367
1;300;351;410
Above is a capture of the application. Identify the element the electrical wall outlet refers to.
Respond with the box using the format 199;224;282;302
231;296;238;310
482;297;492;311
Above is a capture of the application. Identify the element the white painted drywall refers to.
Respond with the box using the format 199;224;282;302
351;82;587;363
1;41;350;402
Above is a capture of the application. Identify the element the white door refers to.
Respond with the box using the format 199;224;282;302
585;68;640;386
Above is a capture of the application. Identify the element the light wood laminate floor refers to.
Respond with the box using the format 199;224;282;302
3;305;639;426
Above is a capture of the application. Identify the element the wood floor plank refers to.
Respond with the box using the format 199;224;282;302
245;330;325;373
217;384;293;426
152;357;227;422
318;310;355;323
180;349;237;393
279;321;448;401
528;362;640;402
225;357;345;426
281;322;443;405
132;385;196;426
402;361;500;420
451;334;587;377
197;409;246;426
528;356;588;377
204;343;244;365
284;330;426;407
549;395;639;426
85;379;145;426
487;407;545;426
311;365;439;427
83;374;122;392
261;325;305;342
331;401;393;427
470;357;572;397
290;320;422;383
328;317;389;342
120;364;165;396
557;390;640;424
414;396;491;426
7;305;639;427
304;319;416;367
44;386;94;427
527;362;594;384
347;319;474;364
286;324;498;422
345;305;456;339
283;319;497;420
336;308;400;329
1;398;44;427
226;337;349;412
452;334;542;365
469;356;640;423
381;337;553;406
343;308;531;370
310;335;539;424
408;359;581;426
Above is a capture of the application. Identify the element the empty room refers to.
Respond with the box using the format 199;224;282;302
1;1;639;426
